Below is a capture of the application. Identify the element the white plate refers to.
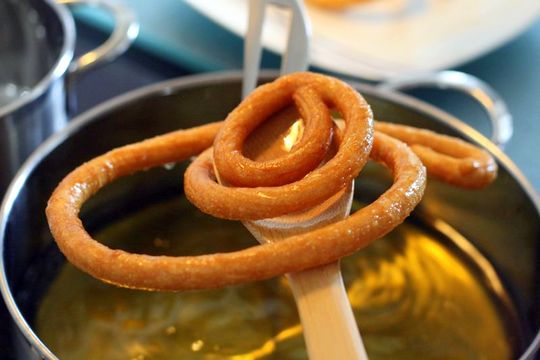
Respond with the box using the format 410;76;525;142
184;0;540;80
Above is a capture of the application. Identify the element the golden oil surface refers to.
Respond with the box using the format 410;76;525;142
37;197;517;359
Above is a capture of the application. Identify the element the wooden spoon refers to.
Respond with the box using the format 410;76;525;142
215;109;369;360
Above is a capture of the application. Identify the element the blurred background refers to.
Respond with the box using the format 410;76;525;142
71;0;540;190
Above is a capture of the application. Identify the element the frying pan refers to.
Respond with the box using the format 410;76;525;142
0;72;538;359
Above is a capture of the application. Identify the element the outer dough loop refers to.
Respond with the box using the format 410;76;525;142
46;72;497;291
46;128;425;291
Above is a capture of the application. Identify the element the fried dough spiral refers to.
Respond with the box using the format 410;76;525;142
186;72;374;220
46;72;497;291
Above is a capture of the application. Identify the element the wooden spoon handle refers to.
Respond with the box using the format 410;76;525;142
288;262;368;360
243;181;369;359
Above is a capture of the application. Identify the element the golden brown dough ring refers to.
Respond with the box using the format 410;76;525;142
213;72;373;187
190;72;373;220
375;122;497;188
46;128;425;291
213;83;333;187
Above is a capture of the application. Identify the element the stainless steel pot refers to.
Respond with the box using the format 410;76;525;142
0;72;538;359
0;0;139;196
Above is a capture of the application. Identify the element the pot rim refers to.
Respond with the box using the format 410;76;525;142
1;70;539;359
0;0;75;118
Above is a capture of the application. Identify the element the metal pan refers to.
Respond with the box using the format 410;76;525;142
0;0;139;196
0;72;538;359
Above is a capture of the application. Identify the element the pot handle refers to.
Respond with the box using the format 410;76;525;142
378;70;513;148
59;0;139;77
59;0;138;114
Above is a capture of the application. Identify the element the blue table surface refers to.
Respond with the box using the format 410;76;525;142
74;0;540;192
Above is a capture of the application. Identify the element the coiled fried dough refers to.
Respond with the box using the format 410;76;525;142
187;72;373;220
46;72;496;291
